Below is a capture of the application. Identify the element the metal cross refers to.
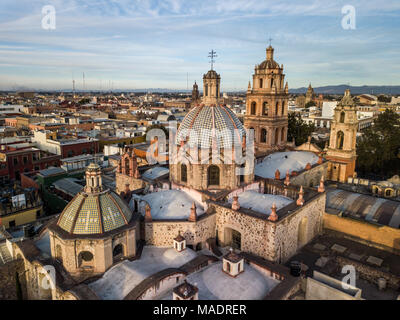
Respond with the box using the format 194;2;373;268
268;37;273;47
208;49;217;70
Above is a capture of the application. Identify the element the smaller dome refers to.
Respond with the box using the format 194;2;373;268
258;59;280;69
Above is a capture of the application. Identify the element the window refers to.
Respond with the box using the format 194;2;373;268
336;131;344;149
13;158;18;166
281;102;285;115
250;102;256;115
340;112;345;123
181;164;187;182
205;85;208;96
261;128;267;143
263;102;268;115
80;251;93;261
23;156;28;165
36;210;41;219
270;78;274;88
208;165;220;186
8;220;16;228
275;102;279;115
259;78;263;88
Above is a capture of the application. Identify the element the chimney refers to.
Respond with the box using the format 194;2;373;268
188;202;197;222
318;176;325;193
275;169;281;180
145;204;152;222
296;186;304;206
268;202;278;222
231;195;240;211
284;170;290;186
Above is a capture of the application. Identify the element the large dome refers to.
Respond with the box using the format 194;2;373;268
176;105;246;149
57;164;132;235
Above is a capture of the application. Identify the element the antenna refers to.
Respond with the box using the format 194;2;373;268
208;49;217;71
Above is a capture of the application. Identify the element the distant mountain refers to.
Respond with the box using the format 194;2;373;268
289;85;400;95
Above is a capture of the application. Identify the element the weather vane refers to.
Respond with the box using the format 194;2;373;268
208;49;217;70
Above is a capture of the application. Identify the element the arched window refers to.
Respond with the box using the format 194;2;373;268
281;101;285;116
216;84;219;97
113;244;123;258
78;251;94;267
261;128;267;143
275;102;279;115
205;85;208;96
181;164;187;182
336;131;344;149
259;78;263;88
340;111;345;123
270;78;274;88
251;102;256;115
263;102;268;116
208;165;220;186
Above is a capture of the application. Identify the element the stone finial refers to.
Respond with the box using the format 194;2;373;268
296;186;304;206
284;170;290;186
318;176;325;193
145;204;152;222
247;81;251;90
275;169;281;180
317;155;323;164
232;195;240;211
268;202;278;222
189;202;197;222
305;163;312;170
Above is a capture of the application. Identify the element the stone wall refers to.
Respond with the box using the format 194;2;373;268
116;172;146;194
290;162;328;187
323;213;400;254
212;192;325;263
145;214;216;248
0;259;26;300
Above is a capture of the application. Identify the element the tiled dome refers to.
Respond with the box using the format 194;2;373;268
57;164;132;235
176;105;246;149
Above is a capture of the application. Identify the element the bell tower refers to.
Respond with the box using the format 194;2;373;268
326;89;358;183
202;49;221;105
244;45;288;154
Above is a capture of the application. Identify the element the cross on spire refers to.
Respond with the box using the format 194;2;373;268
268;37;273;47
208;49;217;70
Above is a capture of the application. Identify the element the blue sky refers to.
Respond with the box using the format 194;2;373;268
0;0;399;91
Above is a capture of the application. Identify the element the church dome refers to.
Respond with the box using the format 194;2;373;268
257;46;281;70
57;163;133;235
176;105;246;149
203;69;220;79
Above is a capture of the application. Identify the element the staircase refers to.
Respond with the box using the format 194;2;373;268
0;242;13;265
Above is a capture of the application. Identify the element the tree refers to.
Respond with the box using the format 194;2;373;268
305;101;316;109
377;95;391;103
356;109;400;178
287;113;316;146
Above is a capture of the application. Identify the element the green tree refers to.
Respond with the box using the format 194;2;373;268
356;109;400;177
287;113;316;146
305;101;316;109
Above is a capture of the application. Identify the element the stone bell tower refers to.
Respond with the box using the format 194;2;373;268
202;49;221;105
326;89;358;183
244;45;289;154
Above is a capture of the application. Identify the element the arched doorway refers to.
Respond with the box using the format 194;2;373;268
224;227;241;250
113;244;124;262
298;217;308;248
208;165;220;186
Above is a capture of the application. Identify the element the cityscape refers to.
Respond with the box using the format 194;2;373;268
0;0;400;308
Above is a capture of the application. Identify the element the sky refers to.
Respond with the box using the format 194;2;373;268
0;0;399;91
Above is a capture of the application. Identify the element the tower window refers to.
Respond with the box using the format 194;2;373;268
337;131;344;149
263;102;268;116
181;164;187;182
259;79;263;88
271;78;274;88
275;102;279;115
340;112;345;123
251;102;256;115
281;102;285;116
205;85;208;96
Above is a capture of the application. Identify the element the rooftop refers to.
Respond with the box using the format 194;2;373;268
255;151;319;179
